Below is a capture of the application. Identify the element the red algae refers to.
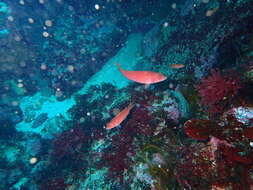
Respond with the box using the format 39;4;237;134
184;119;218;140
243;127;253;141
196;69;241;114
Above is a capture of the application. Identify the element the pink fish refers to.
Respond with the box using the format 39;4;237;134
115;63;167;84
106;103;134;130
170;64;185;69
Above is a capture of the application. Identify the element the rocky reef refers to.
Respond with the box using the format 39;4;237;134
1;0;253;189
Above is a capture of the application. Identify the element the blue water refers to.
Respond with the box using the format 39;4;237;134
1;0;253;189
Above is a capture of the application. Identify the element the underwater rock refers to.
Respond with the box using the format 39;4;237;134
16;93;73;139
0;170;7;189
180;0;200;17
7;169;23;188
12;177;29;190
0;104;23;124
78;168;111;190
24;137;42;156
132;19;156;34
141;24;160;57
78;33;144;93
149;92;181;124
223;106;253;125
0;104;21;140
135;163;154;185
195;46;219;79
0;120;18;140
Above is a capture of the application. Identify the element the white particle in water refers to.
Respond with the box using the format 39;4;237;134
7;16;14;22
17;83;24;88
45;20;53;27
163;22;169;27
14;35;21;41
171;3;177;9
29;157;38;164
42;31;49;37
40;64;47;70
39;0;44;4
28;18;34;24
95;4;100;10
19;0;25;5
67;65;74;72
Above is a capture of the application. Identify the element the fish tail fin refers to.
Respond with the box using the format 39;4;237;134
130;96;136;104
128;102;135;110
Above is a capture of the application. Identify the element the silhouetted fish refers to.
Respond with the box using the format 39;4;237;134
32;113;48;128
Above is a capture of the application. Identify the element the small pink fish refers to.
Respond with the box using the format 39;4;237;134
115;63;167;84
106;103;134;130
170;64;185;69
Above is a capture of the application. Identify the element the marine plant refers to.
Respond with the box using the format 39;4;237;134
138;149;177;189
133;125;184;190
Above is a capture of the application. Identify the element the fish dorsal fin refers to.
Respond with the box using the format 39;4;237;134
113;62;121;69
114;62;127;76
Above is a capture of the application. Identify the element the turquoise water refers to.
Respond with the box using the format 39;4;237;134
0;0;253;189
